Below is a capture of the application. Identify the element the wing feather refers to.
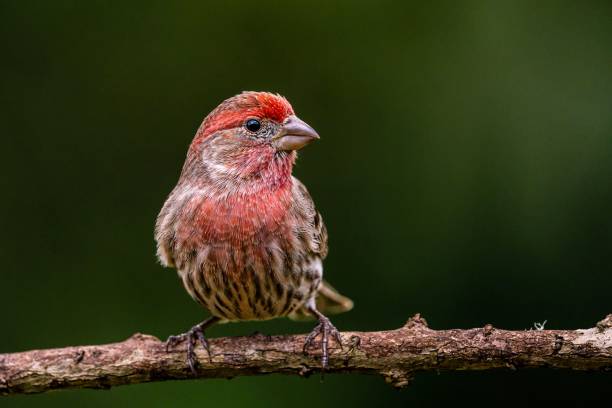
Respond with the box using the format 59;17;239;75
289;177;352;320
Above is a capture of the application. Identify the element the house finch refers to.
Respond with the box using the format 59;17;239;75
155;91;353;372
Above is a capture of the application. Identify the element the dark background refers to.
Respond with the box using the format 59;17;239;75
2;1;611;406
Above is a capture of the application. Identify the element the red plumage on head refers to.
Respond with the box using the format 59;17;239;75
192;91;294;147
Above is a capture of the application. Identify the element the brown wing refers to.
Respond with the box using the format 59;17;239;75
289;177;353;320
292;176;328;260
312;210;328;259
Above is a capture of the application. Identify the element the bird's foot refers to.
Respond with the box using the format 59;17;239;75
303;315;343;369
166;318;217;374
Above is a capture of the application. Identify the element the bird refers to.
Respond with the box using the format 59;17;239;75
155;91;353;373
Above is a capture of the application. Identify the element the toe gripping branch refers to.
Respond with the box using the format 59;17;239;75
166;317;219;374
166;311;344;374
303;310;343;369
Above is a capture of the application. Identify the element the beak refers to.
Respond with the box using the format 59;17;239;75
273;115;320;151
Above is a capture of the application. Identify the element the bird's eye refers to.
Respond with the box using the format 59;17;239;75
245;119;261;132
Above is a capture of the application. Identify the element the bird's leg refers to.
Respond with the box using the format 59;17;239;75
303;305;343;369
166;316;220;374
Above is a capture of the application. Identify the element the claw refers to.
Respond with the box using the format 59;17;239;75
303;322;323;353
165;333;186;352
194;327;212;362
303;314;342;370
330;326;343;351
165;316;219;374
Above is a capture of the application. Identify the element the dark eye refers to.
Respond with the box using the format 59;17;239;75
245;119;261;132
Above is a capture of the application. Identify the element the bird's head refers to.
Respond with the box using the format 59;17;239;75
184;91;319;188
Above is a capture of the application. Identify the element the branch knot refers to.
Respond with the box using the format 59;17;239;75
596;315;612;333
404;313;428;329
381;368;413;389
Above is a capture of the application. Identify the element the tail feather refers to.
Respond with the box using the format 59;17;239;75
289;280;353;320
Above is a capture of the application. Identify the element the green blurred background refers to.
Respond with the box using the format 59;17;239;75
2;0;611;406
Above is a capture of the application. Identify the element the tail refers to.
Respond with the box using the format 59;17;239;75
289;280;353;320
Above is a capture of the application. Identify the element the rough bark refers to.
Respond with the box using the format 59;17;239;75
2;314;611;396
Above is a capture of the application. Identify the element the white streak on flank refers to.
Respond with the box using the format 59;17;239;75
204;161;238;177
308;257;323;277
172;184;209;203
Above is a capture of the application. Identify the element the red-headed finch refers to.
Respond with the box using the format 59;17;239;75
155;91;353;372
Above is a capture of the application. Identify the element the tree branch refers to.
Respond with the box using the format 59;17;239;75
2;314;611;395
